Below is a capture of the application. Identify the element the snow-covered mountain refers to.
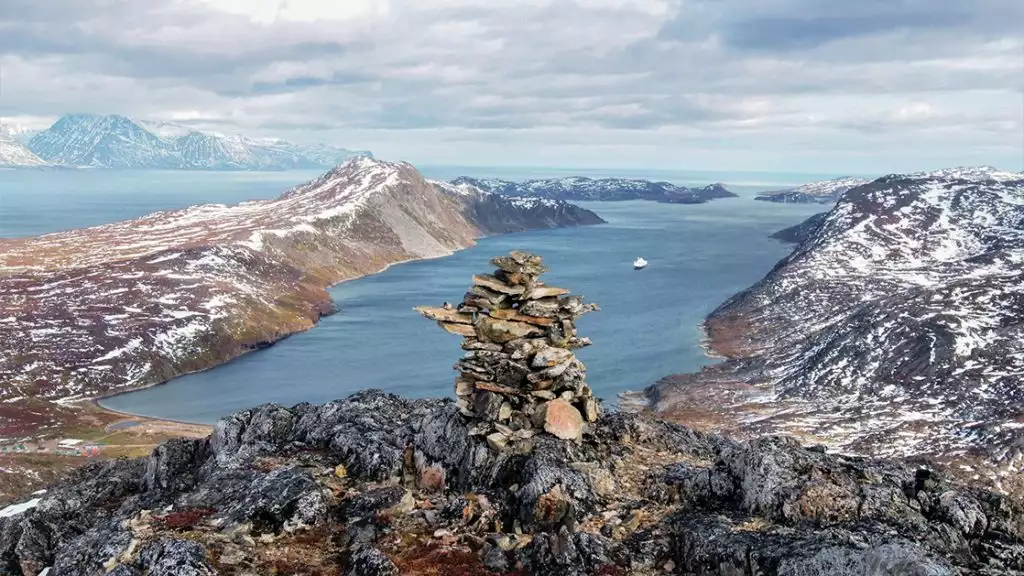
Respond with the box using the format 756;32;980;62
28;114;181;169
0;126;48;168
26;114;370;170
452;176;736;204
755;176;873;204
649;166;1024;477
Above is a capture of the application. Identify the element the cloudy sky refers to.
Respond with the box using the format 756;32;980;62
1;0;1021;173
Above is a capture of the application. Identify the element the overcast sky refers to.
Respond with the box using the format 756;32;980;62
1;0;1021;173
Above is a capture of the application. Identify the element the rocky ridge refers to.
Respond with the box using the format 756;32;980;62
417;251;602;449
26;114;368;170
0;159;602;439
646;166;1024;486
452;176;736;204
1;262;1023;574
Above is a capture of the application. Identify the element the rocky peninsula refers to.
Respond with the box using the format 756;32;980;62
1;256;1022;575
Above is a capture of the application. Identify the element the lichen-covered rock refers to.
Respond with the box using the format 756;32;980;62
137;539;217;576
345;546;399;576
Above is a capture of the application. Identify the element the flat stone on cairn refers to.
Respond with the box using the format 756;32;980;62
415;250;602;448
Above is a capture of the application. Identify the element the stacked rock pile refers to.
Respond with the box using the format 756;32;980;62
416;251;601;449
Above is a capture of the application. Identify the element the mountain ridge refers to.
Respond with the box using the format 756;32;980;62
452;175;737;204
24;113;370;171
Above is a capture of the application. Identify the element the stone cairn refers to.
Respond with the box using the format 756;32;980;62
416;251;601;450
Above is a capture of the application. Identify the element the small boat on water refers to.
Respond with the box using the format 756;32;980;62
633;257;648;270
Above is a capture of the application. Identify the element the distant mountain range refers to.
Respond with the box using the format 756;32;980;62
0;115;370;171
452;176;737;204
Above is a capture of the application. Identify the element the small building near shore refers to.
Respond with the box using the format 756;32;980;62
57;439;84;449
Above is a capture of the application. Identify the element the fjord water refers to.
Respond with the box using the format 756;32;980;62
101;197;825;423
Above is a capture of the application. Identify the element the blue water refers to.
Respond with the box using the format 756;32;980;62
0;166;833;238
100;198;824;423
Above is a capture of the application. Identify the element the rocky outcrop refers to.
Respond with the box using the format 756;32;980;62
417;251;602;449
0;159;602;439
0;388;1022;575
648;167;1024;484
452;176;737;204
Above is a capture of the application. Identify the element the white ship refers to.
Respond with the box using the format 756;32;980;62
633;257;647;270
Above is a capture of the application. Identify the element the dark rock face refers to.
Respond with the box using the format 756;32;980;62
2;390;1022;575
451;176;737;204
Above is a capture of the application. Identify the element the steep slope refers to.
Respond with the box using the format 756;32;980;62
647;167;1024;481
755;176;873;204
0;132;47;167
453;176;736;204
28;114;180;168
0;158;602;437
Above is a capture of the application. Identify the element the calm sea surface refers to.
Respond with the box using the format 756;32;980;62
0;167;825;423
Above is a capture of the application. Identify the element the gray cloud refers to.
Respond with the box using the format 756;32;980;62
0;0;1020;171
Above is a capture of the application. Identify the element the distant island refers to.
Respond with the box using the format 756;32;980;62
0;114;370;171
452;175;737;204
